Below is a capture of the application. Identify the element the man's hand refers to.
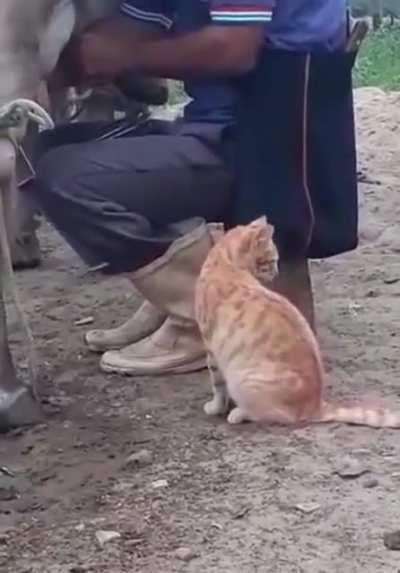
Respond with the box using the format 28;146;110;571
48;17;165;90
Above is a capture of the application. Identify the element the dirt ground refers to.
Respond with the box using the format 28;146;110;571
1;87;400;572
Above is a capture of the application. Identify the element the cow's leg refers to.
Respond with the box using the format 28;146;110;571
11;187;41;271
11;124;41;270
0;281;41;432
0;139;41;431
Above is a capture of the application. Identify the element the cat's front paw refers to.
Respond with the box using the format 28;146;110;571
204;399;225;416
227;407;248;425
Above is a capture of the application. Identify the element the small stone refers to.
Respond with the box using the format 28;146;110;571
363;478;379;489
0;466;15;477
75;316;94;326
232;505;251;519
123;450;153;470
54;371;78;385
295;503;321;514
366;290;379;298
46;308;63;321
384;531;400;551
335;459;368;479
174;547;198;562
0;486;18;501
125;538;144;548
95;530;121;547
352;449;370;456
152;479;168;489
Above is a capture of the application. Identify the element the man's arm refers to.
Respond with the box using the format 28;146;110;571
67;1;275;83
79;23;264;80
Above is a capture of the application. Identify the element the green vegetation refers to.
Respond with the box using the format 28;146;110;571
167;80;188;105
354;25;400;90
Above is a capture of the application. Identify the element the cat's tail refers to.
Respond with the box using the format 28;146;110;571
313;401;400;428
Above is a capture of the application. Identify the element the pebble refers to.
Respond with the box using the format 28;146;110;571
0;486;18;501
295;503;321;514
46;308;63;321
152;479;168;489
232;505;251;519
95;530;121;547
74;316;94;327
125;538;144;549
384;530;400;551
54;371;78;385
123;449;153;470
363;478;379;489
335;458;368;479
174;547;198;562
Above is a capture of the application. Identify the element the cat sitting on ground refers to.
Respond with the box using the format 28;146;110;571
195;217;400;428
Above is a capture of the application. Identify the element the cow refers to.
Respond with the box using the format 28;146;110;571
0;0;168;431
7;0;168;270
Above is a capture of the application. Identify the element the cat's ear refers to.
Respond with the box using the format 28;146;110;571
266;222;275;239
250;216;274;241
250;215;268;229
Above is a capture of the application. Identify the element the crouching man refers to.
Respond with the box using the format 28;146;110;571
34;0;356;376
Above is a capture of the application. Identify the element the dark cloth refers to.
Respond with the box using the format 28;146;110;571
230;48;358;259
120;0;347;125
35;118;232;273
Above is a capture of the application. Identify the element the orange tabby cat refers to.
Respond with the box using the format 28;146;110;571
195;216;400;428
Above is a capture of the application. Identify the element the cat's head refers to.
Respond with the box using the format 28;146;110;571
224;216;279;282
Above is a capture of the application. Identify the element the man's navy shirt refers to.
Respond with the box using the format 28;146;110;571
119;0;348;123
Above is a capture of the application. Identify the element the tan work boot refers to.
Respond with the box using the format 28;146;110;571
85;300;166;353
100;222;223;376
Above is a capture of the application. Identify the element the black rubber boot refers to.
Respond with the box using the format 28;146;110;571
271;258;315;331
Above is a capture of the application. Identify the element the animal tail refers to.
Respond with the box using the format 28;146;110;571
313;401;400;429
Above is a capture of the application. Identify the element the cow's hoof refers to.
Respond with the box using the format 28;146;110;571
0;386;42;433
11;232;41;270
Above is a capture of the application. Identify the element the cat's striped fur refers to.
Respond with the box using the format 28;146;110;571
195;217;400;428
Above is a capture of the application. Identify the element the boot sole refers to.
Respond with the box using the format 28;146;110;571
85;336;161;354
100;355;207;376
86;340;126;353
84;321;167;354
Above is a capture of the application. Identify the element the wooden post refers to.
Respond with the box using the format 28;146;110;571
371;0;384;30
